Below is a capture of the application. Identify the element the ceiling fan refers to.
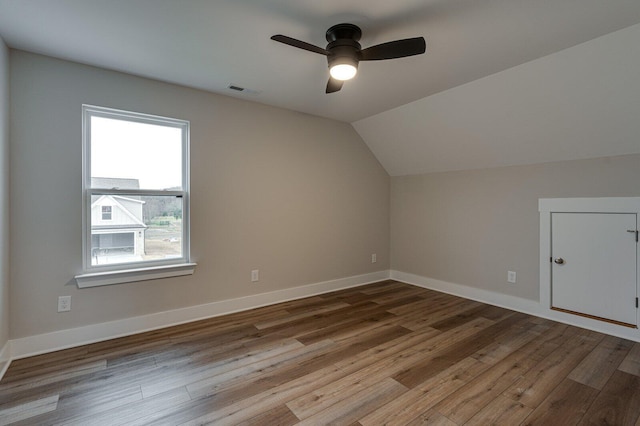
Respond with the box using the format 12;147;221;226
271;23;426;93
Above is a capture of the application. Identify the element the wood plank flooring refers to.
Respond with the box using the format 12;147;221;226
1;280;640;425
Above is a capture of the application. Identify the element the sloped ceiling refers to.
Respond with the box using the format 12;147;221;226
0;0;639;175
353;23;640;175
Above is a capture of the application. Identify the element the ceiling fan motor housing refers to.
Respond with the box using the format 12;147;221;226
325;23;362;42
325;24;362;71
327;40;360;71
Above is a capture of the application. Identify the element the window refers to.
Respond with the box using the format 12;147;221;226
77;105;194;287
101;206;112;220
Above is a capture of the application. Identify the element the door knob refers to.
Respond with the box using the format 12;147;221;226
554;258;565;265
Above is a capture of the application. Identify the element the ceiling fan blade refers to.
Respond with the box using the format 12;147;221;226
359;37;426;61
271;35;330;56
326;77;343;93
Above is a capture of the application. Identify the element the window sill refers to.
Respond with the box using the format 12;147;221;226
75;263;197;288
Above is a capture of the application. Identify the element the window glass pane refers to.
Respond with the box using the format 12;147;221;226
90;194;183;266
90;116;183;190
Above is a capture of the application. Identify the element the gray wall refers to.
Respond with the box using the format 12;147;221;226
9;51;390;339
391;154;640;301
0;37;9;357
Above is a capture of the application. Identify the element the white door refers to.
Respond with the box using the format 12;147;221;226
551;212;637;326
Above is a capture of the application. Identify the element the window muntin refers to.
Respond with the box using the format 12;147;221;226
83;105;190;273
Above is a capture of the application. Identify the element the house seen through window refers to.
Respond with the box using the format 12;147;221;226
83;105;190;271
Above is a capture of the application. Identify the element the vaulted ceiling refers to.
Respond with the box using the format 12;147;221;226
1;0;639;175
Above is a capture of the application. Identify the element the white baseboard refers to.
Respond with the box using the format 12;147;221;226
391;270;541;315
0;340;10;381
9;270;390;360
8;268;638;364
391;270;640;343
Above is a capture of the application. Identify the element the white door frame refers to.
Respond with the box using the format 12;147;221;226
539;197;640;332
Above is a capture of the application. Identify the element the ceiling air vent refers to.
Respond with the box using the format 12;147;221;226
227;84;261;95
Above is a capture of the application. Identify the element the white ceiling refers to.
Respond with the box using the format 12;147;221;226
1;0;639;174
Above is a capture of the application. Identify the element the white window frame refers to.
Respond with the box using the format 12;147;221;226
75;105;195;287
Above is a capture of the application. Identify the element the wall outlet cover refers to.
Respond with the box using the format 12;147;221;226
58;295;71;312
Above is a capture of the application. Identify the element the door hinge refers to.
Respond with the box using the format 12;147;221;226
636;297;638;308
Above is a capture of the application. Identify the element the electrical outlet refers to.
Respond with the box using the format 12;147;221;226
58;296;71;312
507;271;516;284
251;269;259;282
371;253;377;263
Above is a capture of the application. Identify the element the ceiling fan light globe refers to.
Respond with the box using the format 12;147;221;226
330;64;357;81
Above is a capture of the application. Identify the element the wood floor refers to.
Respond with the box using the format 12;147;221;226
2;281;640;425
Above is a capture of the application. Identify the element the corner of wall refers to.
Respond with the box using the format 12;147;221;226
0;340;10;381
0;35;11;380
